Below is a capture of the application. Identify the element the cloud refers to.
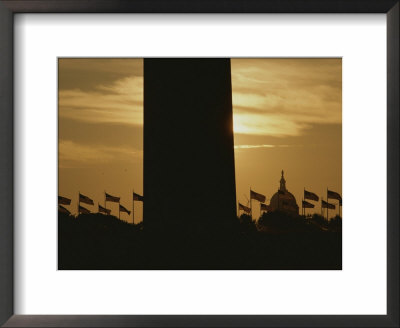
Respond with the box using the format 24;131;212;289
234;144;275;149
58;58;341;138
59;75;143;126
234;144;290;150
231;58;342;137
59;140;142;167
233;111;311;137
58;58;143;92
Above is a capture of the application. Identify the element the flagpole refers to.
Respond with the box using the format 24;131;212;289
321;198;323;216
249;187;252;220
326;188;329;221
132;189;135;225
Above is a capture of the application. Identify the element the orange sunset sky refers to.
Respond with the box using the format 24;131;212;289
58;58;342;223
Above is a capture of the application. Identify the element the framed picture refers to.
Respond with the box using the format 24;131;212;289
56;57;343;271
0;0;398;327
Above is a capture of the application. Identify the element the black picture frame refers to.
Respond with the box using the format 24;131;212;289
0;0;398;327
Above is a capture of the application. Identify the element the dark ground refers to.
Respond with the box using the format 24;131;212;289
58;212;342;270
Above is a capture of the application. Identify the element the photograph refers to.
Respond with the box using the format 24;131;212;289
58;58;342;270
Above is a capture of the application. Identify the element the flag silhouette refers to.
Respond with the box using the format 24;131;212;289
133;192;144;202
260;203;271;211
105;192;120;203
250;190;266;203
238;202;251;213
98;204;111;215
58;205;71;215
79;193;94;205
58;195;71;205
304;190;319;201
327;189;342;201
119;204;131;215
322;200;335;209
79;205;91;214
302;200;315;208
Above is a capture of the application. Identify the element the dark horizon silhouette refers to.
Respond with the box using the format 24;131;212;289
58;210;342;270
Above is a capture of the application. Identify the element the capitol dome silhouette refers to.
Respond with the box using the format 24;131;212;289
269;170;299;215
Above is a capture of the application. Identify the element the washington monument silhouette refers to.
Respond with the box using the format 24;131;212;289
144;58;237;231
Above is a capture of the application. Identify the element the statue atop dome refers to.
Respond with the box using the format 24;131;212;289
280;170;287;192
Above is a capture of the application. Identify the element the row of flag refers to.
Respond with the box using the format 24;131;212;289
302;189;342;219
238;187;342;220
58;191;144;224
102;192;131;217
251;189;273;215
302;189;319;214
238;189;269;216
58;196;72;215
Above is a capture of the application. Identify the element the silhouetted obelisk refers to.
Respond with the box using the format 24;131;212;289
144;58;236;231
